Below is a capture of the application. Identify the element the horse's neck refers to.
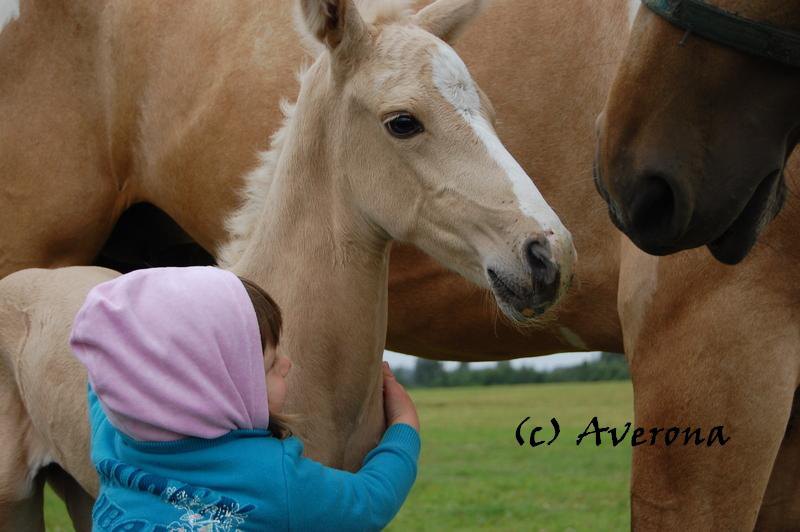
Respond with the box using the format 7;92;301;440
229;138;390;468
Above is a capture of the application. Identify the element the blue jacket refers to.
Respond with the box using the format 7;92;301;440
87;386;420;531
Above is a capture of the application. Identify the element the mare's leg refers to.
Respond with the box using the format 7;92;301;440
619;244;800;530
46;465;94;532
755;388;800;530
0;2;124;281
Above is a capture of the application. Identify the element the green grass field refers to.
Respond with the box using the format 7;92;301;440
45;381;633;531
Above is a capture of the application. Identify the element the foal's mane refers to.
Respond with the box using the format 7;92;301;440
216;0;415;267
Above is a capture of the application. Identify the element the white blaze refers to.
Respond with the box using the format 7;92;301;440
430;41;570;242
0;0;19;33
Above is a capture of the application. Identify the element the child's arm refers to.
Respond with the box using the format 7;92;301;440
282;423;420;531
87;383;107;437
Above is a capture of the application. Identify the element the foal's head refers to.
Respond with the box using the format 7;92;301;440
291;0;575;321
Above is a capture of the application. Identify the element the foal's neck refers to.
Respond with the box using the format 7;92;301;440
229;106;391;469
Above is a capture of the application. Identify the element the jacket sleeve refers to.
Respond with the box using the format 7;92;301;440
87;383;107;437
283;423;420;531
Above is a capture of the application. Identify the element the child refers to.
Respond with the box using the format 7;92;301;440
70;266;420;531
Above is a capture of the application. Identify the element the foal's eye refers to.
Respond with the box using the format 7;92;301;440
384;113;424;139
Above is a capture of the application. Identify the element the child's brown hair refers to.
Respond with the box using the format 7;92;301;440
239;277;293;439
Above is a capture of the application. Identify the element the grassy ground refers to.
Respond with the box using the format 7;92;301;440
45;381;633;531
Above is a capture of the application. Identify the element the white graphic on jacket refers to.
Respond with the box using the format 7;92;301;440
93;458;256;531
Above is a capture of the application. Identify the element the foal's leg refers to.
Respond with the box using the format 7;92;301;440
46;465;94;532
0;386;46;532
0;471;46;532
755;388;800;530
619;245;800;530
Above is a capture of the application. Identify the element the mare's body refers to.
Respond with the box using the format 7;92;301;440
0;0;798;530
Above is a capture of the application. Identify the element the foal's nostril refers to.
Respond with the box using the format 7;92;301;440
524;237;557;285
628;175;682;244
524;237;561;313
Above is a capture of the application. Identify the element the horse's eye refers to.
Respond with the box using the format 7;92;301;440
384;114;424;139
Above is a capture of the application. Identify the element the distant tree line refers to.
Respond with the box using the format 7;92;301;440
393;352;629;388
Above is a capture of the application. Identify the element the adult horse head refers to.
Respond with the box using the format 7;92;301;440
223;0;576;321
595;0;800;264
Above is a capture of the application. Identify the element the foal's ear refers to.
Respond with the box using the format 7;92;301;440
299;0;367;52
414;0;486;43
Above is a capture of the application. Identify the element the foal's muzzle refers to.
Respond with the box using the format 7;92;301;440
487;236;562;320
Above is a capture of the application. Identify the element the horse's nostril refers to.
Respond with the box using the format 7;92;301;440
628;175;680;243
524;237;557;286
523;237;561;313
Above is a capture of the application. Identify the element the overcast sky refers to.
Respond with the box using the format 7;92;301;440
382;350;600;371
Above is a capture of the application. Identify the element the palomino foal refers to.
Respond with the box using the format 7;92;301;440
0;0;574;528
224;0;575;466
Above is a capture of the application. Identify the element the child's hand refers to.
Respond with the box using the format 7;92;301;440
382;362;420;431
